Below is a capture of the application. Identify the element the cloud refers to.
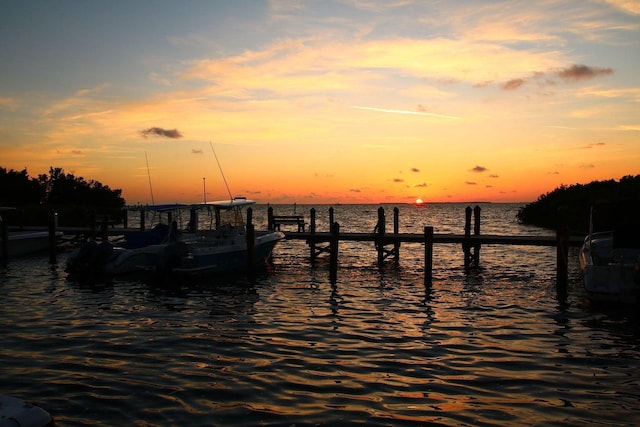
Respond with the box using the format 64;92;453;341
350;188;361;193
415;182;429;188
192;148;203;154
470;165;488;173
502;78;526;91
352;105;460;120
393;178;404;183
465;181;478;185
140;127;183;139
605;0;640;15
411;167;420;173
556;64;613;82
489;174;499;178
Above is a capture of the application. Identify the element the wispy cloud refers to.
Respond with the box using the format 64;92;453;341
352;105;460;120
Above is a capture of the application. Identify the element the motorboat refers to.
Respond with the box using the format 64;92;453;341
579;205;640;302
66;198;284;279
0;230;62;258
170;197;284;276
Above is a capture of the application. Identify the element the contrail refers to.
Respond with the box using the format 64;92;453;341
352;105;460;120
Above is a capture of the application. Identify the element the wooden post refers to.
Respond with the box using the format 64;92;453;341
556;205;569;300
140;209;146;231
329;207;334;229
377;207;385;266
267;206;274;230
48;210;57;264
246;207;256;281
123;209;128;229
189;207;198;232
89;210;96;238
1;214;8;262
329;221;340;284
424;226;433;287
393;207;400;264
473;205;481;267
463;206;472;269
310;208;317;263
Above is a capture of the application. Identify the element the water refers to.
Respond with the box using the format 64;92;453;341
2;203;639;426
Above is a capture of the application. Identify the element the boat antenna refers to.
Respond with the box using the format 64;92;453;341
145;151;155;205
210;141;233;201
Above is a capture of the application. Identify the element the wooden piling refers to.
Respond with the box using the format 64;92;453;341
246;207;256;281
48;210;57;264
189;207;198;232
310;208;317;263
556;206;569;299
473;205;481;266
140;209;146;231
267;206;274;230
464;206;472;269
376;207;385;266
424;226;434;287
1;214;8;262
393;207;400;264
329;221;340;283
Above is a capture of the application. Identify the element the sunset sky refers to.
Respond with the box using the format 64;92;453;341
1;1;638;205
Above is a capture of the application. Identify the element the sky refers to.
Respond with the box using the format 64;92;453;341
1;0;639;205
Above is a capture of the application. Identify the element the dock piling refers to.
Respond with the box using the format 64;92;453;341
48;210;57;264
1;214;8;262
246;207;256;281
556;206;569;300
329;221;340;283
424;226;434;287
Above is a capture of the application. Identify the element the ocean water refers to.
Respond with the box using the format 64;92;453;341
1;203;639;426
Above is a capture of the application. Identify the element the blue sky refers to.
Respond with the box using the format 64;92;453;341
1;0;639;204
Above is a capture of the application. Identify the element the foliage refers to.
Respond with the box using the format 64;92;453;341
517;175;640;233
0;166;126;226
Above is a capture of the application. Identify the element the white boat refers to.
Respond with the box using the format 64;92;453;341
67;198;284;279
0;230;63;258
0;395;52;427
167;197;285;276
579;206;640;302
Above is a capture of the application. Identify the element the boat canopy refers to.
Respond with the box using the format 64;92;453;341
193;198;256;210
128;204;189;212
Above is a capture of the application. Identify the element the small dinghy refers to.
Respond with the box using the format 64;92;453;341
0;395;53;427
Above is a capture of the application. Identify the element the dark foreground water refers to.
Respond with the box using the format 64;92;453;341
2;204;639;426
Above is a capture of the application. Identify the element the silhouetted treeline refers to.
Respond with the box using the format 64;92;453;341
517;175;640;233
0;166;125;226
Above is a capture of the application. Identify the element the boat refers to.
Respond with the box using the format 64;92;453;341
167;197;285;276
579;204;640;302
66;198;284;279
0;395;53;427
0;230;62;258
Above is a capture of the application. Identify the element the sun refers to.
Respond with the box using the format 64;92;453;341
415;198;424;206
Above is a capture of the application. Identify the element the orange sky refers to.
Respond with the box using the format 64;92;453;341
1;1;639;204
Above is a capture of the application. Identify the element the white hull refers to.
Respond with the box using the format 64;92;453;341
579;232;640;302
0;231;62;257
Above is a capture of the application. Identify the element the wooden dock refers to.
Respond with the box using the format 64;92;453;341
267;206;582;296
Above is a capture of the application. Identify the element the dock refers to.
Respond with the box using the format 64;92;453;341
267;206;582;295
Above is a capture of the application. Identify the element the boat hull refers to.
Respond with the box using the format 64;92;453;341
579;234;640;302
0;231;62;257
172;232;284;275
